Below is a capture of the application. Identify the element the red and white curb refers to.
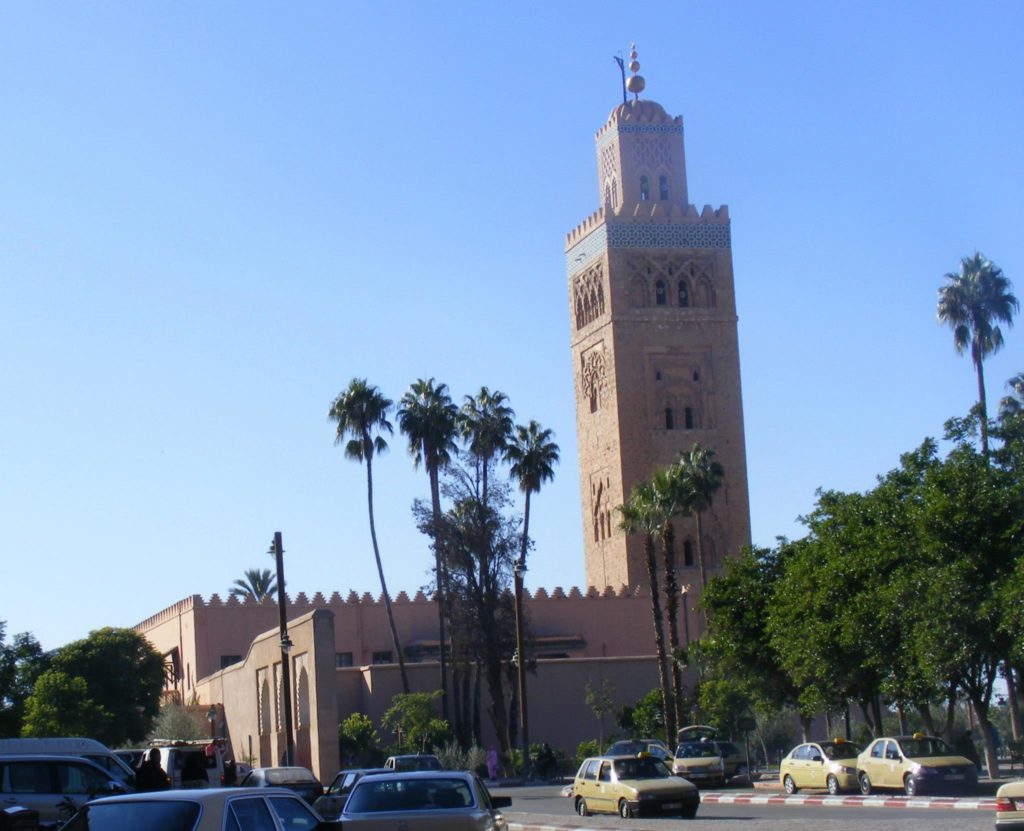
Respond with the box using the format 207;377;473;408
701;792;998;811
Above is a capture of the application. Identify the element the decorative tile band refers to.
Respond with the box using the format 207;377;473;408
565;221;731;271
596;122;684;151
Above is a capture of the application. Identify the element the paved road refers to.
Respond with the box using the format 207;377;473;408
493;784;996;830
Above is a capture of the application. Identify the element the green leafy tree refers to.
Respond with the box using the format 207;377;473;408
1000;372;1024;419
618;484;673;744
329;378;409;693
41;627;165;746
21;670;110;738
695;677;749;739
0;624;49;736
937;252;1018;455
584;680;616;748
229;568;277;602
339;712;381;765
676;444;725;603
398;378;460;720
381;691;451;754
615;689;664;739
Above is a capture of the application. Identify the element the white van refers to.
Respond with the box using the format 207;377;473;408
0;738;136;785
149;740;226;788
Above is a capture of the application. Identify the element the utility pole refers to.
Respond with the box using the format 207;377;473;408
271;531;294;767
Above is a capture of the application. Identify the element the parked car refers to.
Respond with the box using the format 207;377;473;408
671;740;725;788
0;738;136;786
605;739;673;765
995;779;1024;830
383;754;443;772
313;767;390;820
715;741;749;779
341;770;510;831
572;754;699;819
0;754;130;827
856;734;977;796
240;766;323;804
779;740;862;794
114;749;146;771
61;786;342;831
150;741;226;789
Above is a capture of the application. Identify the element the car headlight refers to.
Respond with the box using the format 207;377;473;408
917;766;938;775
639;792;655;800
835;765;856;775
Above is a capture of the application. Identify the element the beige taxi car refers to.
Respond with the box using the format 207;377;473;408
856;734;977;796
572;755;699;819
671;740;725;788
995;779;1024;830
779;739;862;794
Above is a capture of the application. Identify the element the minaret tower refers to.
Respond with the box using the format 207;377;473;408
566;48;751;613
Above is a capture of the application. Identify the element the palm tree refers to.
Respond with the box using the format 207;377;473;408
937;252;1018;455
504;419;560;767
618;482;673;745
328;378;409;693
229;568;277;602
1000;372;1024;419
459;387;515;506
397;378;460;720
676;443;725;621
650;466;685;738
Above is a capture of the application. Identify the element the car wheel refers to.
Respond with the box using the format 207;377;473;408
904;775;917;797
575;798;588;817
826;774;840;795
783;775;797;795
735;764;748;779
859;772;871;796
618;799;632;819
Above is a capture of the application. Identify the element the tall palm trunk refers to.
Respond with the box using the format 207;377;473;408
660;523;683;737
429;464;450;721
366;457;409;692
973;346;990;456
643;532;673;745
695;511;709;628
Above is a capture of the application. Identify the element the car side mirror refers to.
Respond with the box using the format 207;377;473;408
491;796;512;809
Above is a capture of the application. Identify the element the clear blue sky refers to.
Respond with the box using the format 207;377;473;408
2;2;1021;650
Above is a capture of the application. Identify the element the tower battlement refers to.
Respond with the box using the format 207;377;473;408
565;204;730;251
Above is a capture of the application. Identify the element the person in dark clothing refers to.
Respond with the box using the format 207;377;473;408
135;749;170;792
534;743;557;780
955;729;980;767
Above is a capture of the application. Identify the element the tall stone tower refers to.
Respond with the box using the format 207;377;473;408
566;50;751;619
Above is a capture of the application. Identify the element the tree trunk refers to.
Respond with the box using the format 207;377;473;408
643;534;673;746
695;512;709;631
429;465;449;721
916;702;938;737
1006;664;1022;741
660;524;682;738
974;350;990;456
799;714;812;743
972;696;1000;779
366;457;409;692
944;681;957;743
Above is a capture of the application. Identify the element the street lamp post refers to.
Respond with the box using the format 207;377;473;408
271;531;294;767
512;557;530;776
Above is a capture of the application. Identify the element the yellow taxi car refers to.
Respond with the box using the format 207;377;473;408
779;739;862;794
572;754;700;819
995;779;1024;830
856;733;978;796
671;739;725;788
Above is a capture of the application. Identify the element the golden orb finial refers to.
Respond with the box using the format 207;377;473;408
625;43;645;98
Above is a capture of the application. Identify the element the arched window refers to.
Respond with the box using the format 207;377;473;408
683;540;694;567
659;175;669;200
678;281;689;307
604;183;611;205
655;280;666;305
611;178;618;206
640;176;649;201
665;408;674;430
684;407;694;429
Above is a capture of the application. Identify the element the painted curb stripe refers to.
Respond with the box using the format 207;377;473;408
700;793;998;811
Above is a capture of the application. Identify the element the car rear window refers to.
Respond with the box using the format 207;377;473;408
347;779;473;812
63;801;200;830
267;769;318;785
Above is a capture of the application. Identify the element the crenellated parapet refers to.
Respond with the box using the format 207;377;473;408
136;585;649;629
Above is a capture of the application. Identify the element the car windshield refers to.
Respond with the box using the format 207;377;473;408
63;802;201;831
675;743;719;759
823;743;860;760
898;737;952;758
613;758;670;780
266;768;318;785
392;756;441;771
347;778;474;812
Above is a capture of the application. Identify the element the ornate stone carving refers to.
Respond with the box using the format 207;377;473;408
580;345;607;413
573;263;605;329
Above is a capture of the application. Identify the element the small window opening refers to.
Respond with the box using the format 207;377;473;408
692;369;700;382
371;651;392;665
589;388;598;413
684;407;694;429
683;541;694;567
659;175;669;200
640;176;649;201
655;370;662;381
665;408;675;430
678;281;689;307
655;280;666;306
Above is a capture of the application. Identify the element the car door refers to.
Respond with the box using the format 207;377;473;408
0;759;60;822
57;759;120;816
804;744;827;789
790;745;811;787
862;740;884;784
880;740;903;788
594;761;615;814
575;759;599;810
227;795;280;831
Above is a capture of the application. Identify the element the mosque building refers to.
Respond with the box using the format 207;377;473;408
135;49;750;779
